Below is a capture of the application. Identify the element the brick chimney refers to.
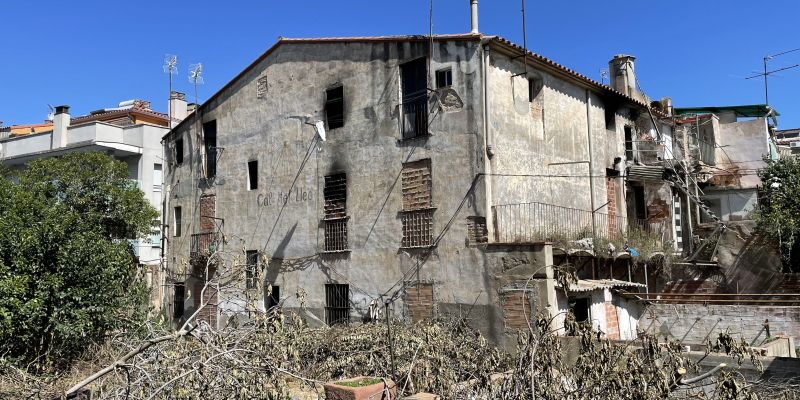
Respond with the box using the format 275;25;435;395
52;105;70;148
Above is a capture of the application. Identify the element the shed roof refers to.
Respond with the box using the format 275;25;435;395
560;279;646;293
674;104;779;117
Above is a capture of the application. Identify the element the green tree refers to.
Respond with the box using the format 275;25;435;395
756;156;800;272
0;152;158;368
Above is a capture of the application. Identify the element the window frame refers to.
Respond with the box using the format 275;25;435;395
325;85;345;130
247;160;258;191
173;206;182;237
174;138;184;165
245;250;258;290
435;68;452;88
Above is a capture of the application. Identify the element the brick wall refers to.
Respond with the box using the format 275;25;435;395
606;178;617;237
640;304;800;346
605;302;620;340
194;282;218;328
199;195;216;232
405;283;434;322
502;291;532;331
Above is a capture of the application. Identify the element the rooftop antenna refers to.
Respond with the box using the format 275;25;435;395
511;0;529;78
189;63;204;106
163;54;178;129
600;68;609;85
745;48;800;106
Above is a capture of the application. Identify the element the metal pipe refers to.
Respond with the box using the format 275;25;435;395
482;44;494;241
585;89;596;239
470;0;479;34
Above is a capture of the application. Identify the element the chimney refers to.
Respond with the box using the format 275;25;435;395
470;0;479;34
52;105;70;148
168;91;188;123
608;54;637;98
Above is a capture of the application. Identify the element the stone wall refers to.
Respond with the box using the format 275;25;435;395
640;304;800;347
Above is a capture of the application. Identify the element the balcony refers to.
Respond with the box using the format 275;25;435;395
401;96;429;140
190;232;221;264
492;202;666;249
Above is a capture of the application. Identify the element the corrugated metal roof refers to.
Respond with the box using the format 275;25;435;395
560;279;646;293
674;104;779;117
627;165;666;182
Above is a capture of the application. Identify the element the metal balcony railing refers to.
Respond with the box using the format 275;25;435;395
190;232;221;262
401;96;429;140
492;201;666;245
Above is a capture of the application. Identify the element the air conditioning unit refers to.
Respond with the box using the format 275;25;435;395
790;141;800;148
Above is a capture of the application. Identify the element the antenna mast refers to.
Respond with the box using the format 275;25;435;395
164;54;178;129
189;63;204;106
745;47;800;106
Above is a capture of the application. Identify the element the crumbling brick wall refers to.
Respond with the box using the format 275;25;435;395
199;195;216;232
604;302;620;340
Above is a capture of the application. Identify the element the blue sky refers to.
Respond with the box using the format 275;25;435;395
1;1;798;127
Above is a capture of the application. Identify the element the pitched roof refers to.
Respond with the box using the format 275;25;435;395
166;33;658;138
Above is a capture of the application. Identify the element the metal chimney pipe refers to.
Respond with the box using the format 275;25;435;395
470;0;479;34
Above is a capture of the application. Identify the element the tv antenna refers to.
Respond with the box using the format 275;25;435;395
745;47;800;106
164;54;178;129
189;63;204;106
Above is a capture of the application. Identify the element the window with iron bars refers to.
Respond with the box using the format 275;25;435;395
401;159;434;248
245;250;258;290
325;284;350;325
324;173;349;252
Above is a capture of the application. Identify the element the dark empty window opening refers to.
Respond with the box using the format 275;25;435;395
247;160;258;190
266;284;280;310
173;282;185;320
325;284;350;325
325;86;344;130
624;126;634;162
605;107;617;131
245;250;258;289
633;185;647;220
175;138;184;165
203;120;217;178
528;78;543;102
324;173;348;252
467;216;488;244
400;58;429;139
435;68;452;88
569;297;590;323
401;159;434;248
173;206;182;237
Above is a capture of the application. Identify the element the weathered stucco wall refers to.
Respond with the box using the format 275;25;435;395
713;117;769;189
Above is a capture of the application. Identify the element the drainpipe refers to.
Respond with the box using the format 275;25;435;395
482;43;494;241
585;90;596;238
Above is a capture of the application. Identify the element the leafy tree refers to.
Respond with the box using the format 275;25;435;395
756;156;800;272
0;152;158;368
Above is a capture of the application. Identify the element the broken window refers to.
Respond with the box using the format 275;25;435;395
175;138;184;165
266;284;280;310
247;160;258;190
624;126;634;162
400;58;429;139
173;206;182;237
324;173;348;252
325;86;344;130
173;282;185;320
632;185;646;220
466;216;488;244
245;250;258;289
435;68;452;88
325;284;350;325
401;159;434;248
605;106;617;131
528;78;543;102
203;120;217;178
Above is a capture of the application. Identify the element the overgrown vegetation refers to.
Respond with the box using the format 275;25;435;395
756;156;800;271
0;153;157;368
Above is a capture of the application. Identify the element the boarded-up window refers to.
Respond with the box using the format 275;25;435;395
324;173;348;252
502;290;532;331
257;75;269;99
199;195;216;233
405;282;434;322
466;216;488;244
325;284;350;325
401;159;432;210
401;160;434;248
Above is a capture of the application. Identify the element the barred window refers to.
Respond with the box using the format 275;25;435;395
325;284;350;325
466;216;488;244
401;160;434;248
324;173;348;252
245;250;258;289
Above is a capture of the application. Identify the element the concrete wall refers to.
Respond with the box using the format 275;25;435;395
713;117;769;189
163;38;645;346
640;303;800;347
